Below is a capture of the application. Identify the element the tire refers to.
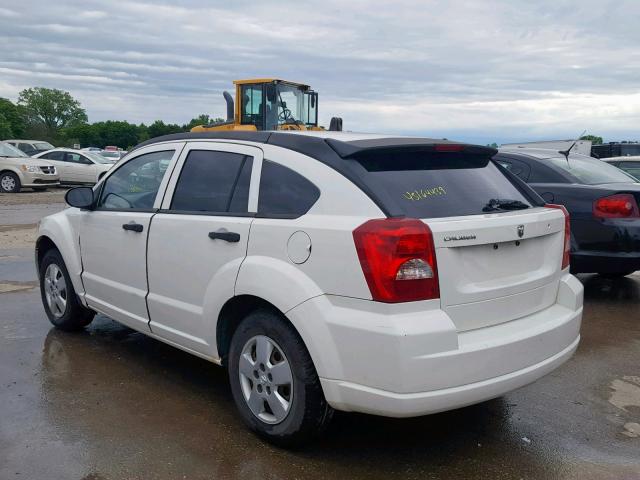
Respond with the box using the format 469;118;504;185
599;271;635;278
39;249;94;331
0;171;21;193
228;309;333;446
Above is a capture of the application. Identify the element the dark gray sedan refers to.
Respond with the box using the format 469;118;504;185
495;148;640;277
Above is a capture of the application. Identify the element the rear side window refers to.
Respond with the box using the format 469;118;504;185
354;151;532;219
43;151;65;161
258;160;320;217
171;150;253;213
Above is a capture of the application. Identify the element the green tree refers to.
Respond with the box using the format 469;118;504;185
147;120;183;138
0;98;25;137
18;87;87;139
182;114;224;130
0;113;13;139
580;134;603;145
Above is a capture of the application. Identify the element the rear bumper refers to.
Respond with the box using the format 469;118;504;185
571;250;640;274
321;335;579;417
288;274;583;417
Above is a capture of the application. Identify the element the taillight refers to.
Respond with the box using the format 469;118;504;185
546;204;570;270
593;194;640;219
353;218;439;303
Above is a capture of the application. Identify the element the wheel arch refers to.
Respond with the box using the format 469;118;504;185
216;295;283;366
36;216;86;303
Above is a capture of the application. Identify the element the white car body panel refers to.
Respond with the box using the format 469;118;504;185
34;149;113;184
36;133;584;419
76;143;184;331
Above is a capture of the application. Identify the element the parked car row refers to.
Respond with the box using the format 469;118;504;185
0;141;59;192
0;141;116;192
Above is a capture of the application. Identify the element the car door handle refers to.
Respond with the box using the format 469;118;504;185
208;229;240;243
122;222;144;233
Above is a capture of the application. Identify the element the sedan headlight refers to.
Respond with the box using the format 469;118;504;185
20;164;39;173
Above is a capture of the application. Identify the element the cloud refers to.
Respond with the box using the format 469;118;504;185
1;0;639;143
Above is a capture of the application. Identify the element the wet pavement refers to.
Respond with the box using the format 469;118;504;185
0;202;639;479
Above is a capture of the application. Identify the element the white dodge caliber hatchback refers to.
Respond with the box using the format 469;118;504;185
36;131;583;444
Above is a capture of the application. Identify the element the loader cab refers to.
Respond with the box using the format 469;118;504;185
235;79;318;131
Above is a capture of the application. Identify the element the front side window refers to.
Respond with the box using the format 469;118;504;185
171;150;253;213
66;152;91;164
98;150;174;210
258;160;320;217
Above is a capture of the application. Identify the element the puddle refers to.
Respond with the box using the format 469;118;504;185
0;281;37;293
622;422;640;438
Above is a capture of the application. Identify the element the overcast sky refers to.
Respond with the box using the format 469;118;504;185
1;0;639;144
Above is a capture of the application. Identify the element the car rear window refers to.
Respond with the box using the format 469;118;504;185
546;155;637;185
354;151;532;219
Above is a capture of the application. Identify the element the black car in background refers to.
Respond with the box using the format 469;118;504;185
592;142;640;159
495;148;640;277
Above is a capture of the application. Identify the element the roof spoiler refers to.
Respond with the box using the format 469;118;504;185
325;138;497;159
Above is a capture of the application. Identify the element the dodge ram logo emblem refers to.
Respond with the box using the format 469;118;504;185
517;225;525;238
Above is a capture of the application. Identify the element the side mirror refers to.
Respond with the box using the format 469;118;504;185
65;187;95;209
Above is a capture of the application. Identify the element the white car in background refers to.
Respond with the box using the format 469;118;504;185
34;148;114;185
99;150;123;162
602;156;640;181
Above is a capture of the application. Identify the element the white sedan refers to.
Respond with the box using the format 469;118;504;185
34;148;114;185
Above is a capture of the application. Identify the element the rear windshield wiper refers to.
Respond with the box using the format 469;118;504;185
483;198;529;212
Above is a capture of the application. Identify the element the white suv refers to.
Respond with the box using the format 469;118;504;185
36;131;583;444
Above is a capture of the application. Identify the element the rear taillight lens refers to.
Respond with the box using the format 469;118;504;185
593;194;640;219
546;204;570;270
353;218;439;303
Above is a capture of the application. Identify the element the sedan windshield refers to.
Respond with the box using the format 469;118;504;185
100;151;121;160
86;152;115;164
34;142;55;150
547;154;638;185
0;142;28;157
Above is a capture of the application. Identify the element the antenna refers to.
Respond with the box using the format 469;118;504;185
559;129;586;161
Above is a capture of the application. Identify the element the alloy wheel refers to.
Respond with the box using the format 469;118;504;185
1;174;16;192
44;264;68;319
238;335;294;424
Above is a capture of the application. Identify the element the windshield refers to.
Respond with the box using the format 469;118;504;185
34;142;55;150
274;84;317;128
0;142;28;157
547;154;638;185
86;152;115;164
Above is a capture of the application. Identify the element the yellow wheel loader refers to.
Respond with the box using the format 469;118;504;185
191;79;342;132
